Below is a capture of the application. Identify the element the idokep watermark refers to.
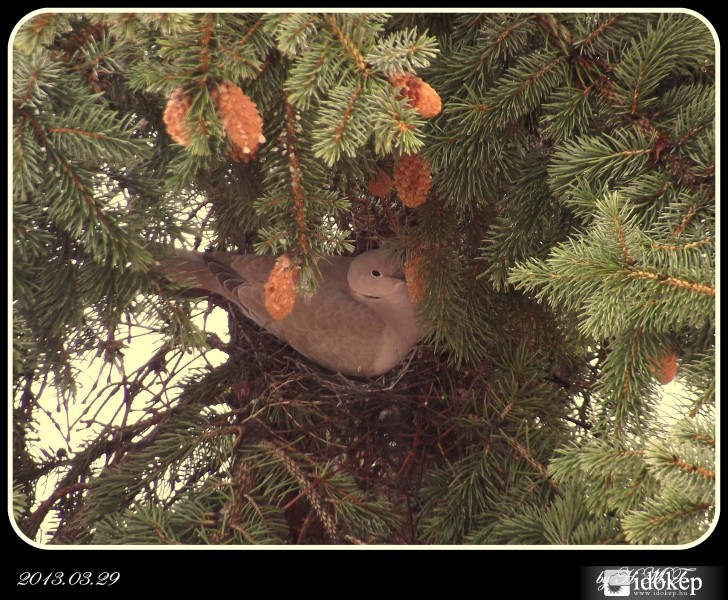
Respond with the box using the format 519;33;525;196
598;567;702;596
582;567;724;599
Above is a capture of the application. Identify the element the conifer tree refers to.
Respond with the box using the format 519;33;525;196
12;11;715;545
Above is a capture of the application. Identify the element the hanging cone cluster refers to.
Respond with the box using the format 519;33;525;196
367;167;394;198
394;154;431;208
389;72;442;118
404;250;425;304
212;81;266;163
264;255;298;321
163;88;194;147
648;350;678;385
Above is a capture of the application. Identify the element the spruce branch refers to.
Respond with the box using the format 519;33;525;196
324;13;372;78
13;13;77;53
311;82;366;166
650;236;714;252
365;29;439;76
575;13;625;52
217;41;261;73
238;16;265;47
536;14;572;54
673;199;710;238
613;14;713;115
549;130;653;198
285;37;338;110
283;93;311;257
196;14;214;82
262;442;339;542
21;482;91;538
368;86;425;156
626;269;714;297
622;498;712;544
472;50;569;134
264;13;319;58
505;433;561;494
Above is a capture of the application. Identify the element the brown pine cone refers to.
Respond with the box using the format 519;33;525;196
212;81;266;162
394;154;431;208
648;350;678;385
163;88;194;146
367;168;394;198
389;72;442;118
264;255;298;320
405;250;426;304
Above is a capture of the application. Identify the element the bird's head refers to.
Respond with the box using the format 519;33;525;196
348;249;407;301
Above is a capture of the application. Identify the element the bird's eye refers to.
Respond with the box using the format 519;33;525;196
371;270;381;277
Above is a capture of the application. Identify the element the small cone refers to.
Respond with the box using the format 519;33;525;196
163;88;194;146
212;81;265;162
389;72;442;118
264;255;298;321
648;350;678;385
394;154;431;208
367;168;394;198
405;251;425;304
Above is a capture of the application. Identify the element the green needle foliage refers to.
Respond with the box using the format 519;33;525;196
12;11;715;546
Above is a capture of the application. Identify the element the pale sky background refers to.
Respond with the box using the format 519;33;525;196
24;300;230;541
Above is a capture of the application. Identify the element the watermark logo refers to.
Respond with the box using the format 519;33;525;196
596;568;703;597
602;569;631;596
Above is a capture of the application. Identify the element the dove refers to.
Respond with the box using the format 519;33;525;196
166;249;421;377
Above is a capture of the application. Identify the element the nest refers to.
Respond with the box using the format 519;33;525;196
187;287;582;544
200;299;466;543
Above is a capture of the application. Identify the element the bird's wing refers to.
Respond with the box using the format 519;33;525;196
225;254;392;374
167;251;407;375
275;288;389;375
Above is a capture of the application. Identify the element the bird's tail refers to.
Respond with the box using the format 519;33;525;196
158;249;244;305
